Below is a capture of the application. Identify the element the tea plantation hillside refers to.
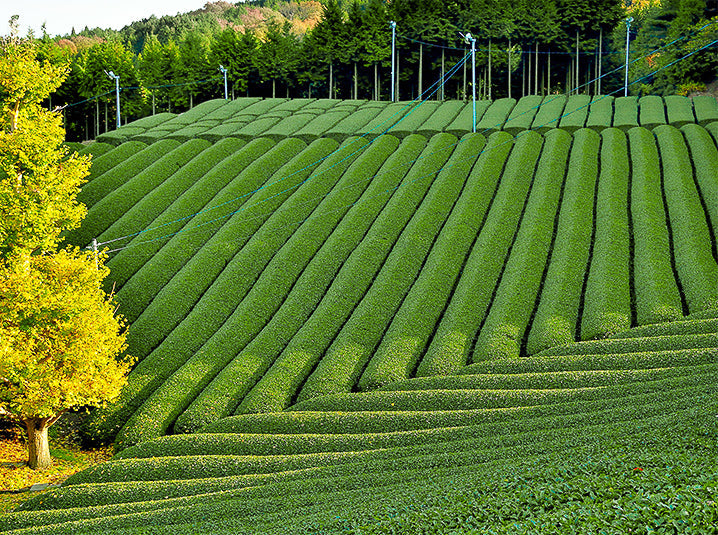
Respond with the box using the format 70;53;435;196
3;95;717;533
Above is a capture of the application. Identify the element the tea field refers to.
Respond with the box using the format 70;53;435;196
2;94;717;533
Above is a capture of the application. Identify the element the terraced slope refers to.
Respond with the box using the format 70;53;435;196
96;95;718;146
64;108;718;449
6;96;716;533
3;313;716;533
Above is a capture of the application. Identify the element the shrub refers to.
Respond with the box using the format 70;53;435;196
585;95;613;131
610;318;718;339
692;94;718;125
531;95;567;133
471;129;570;362
627;127;683;325
72;139;179;215
299;133;461;394
476;97;516;134
234;135;430;415
502;95;543;135
262;113;317;140
637;95;666;129
525;129;600;355
418;100;466;137
114;138;353;448
580;128;632;340
536;333;718;358
358;102;413;139
69;139;211;248
104;137;267;294
419;131;537;374
558;95;591;132
389;101;442;138
342;134;487;390
172;136;404;433
80;141;146;183
445;100;490;137
198;121;251;142
234;116;282;139
654;125;718;312
613;96;639;131
664;95;695;127
77;141;114;159
681;124;718;247
323;107;383;141
294;111;350;143
96;138;246;255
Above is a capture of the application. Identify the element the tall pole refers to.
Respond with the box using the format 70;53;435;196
390;21;397;102
105;71;120;129
462;32;476;132
219;65;228;100
624;17;633;97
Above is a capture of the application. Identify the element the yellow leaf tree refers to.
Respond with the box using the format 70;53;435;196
0;18;133;470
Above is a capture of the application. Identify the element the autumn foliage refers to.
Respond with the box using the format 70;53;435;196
0;19;132;470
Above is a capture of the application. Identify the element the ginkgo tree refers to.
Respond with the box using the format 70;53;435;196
0;17;133;470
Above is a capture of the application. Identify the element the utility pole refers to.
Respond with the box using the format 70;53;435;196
461;32;477;133
390;21;397;102
219;65;228;100
105;70;120;129
624;17;634;97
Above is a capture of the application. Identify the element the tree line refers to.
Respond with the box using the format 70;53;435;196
19;0;718;141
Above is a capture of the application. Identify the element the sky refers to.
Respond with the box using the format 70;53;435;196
2;1;209;37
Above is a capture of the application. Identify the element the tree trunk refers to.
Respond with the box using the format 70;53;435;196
597;28;603;95
329;61;333;99
374;62;379;100
488;39;492;101
547;50;551;94
507;38;512;99
575;31;580;94
24;417;52;470
396;49;400;100
441;48;445;100
354;61;358;100
418;42;423;97
190;92;193;109
534;42;539;96
152;93;156;115
272;78;276;98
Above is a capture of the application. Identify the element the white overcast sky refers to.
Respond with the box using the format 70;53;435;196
2;1;209;37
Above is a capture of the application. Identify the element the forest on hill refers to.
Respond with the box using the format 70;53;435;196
20;0;718;140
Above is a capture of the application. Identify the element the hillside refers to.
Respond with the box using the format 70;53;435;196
2;95;717;533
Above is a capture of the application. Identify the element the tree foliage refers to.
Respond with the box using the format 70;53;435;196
0;20;132;470
0;23;88;259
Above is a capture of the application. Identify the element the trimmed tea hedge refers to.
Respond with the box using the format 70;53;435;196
350;134;489;389
558;95;591;132
72;139;179;215
638;95;667;129
585;95;613;131
654;125;718;312
680;124;718;247
526;128;600;355
531;95;567;133
692;94;718;125
580;128;631;340
70;139;211;248
235;135;431;414
476;97;516;134
173;136;403;433
503;95;543;136
419;131;538;373
445;100;491;137
664;95;695;127
472;129;569;361
613;96;639;131
80;141;147;184
627;127;683;325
